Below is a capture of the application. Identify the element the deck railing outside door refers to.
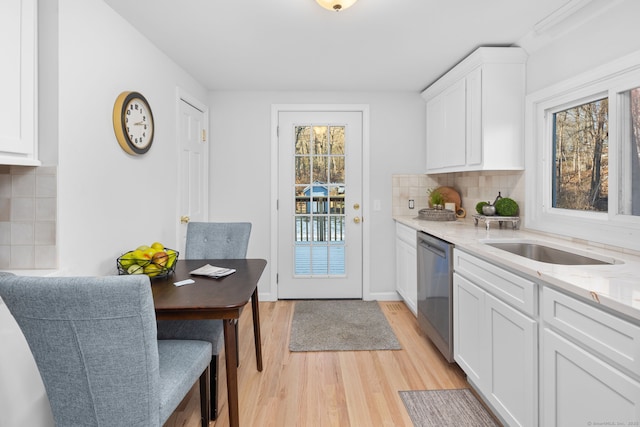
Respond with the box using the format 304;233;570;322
295;195;345;242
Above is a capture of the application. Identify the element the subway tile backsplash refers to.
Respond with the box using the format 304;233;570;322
0;166;57;269
392;171;525;219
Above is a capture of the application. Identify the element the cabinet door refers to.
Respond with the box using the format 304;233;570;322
0;0;37;159
453;273;486;387
486;293;538;427
426;79;466;172
395;237;417;315
426;94;444;171
543;286;640;374
542;328;640;427
442;78;466;169
466;67;482;167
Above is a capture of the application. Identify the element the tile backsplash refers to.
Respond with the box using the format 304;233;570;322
0;166;58;269
392;170;525;218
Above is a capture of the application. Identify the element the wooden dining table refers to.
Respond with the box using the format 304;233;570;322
151;258;267;427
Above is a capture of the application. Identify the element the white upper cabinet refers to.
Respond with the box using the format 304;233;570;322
422;47;526;173
426;78;466;171
0;0;39;166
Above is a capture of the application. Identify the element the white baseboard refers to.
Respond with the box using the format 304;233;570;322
364;291;403;301
259;291;403;302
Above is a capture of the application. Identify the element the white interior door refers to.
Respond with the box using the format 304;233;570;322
277;110;363;299
177;96;208;254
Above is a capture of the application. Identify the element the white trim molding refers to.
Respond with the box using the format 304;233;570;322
525;49;640;251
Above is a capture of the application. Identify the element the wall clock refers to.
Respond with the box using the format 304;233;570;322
112;91;155;155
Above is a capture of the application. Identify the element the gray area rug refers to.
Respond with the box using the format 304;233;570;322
399;389;498;427
289;300;401;352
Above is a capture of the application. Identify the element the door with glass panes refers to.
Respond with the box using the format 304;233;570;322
277;111;363;299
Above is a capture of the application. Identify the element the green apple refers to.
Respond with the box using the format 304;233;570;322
127;264;144;274
142;248;157;260
119;252;136;269
132;249;150;266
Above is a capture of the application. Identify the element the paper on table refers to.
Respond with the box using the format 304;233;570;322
189;264;236;278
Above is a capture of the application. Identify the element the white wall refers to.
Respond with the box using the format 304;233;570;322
0;1;210;424
57;0;208;275
208;91;425;300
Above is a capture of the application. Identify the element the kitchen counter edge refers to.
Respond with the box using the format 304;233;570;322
395;216;640;323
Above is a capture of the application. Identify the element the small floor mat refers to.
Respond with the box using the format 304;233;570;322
399;389;498;427
289;300;401;352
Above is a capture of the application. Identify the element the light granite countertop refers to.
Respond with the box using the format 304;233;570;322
394;215;640;323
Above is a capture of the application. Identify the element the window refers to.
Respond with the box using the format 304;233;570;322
552;97;609;212
526;52;640;251
620;87;640;216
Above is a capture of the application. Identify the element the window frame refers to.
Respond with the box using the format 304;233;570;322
525;50;640;251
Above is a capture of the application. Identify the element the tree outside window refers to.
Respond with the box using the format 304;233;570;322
552;98;609;212
625;87;640;215
527;56;640;251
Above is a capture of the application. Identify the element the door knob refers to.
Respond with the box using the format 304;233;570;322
353;203;360;210
180;215;190;224
353;216;361;224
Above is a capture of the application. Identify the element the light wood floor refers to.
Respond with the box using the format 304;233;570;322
164;300;470;427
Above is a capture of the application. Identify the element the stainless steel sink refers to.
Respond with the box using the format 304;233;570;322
484;242;617;265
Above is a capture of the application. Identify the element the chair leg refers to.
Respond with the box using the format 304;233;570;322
210;355;219;420
199;364;210;427
235;320;239;367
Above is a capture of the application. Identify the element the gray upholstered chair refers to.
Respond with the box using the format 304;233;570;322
0;274;211;427
156;221;251;420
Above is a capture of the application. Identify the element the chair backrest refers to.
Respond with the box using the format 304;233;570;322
0;274;161;427
185;222;252;259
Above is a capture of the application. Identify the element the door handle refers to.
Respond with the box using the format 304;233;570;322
180;215;190;224
353;217;361;224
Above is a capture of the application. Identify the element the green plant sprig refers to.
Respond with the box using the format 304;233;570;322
428;188;445;206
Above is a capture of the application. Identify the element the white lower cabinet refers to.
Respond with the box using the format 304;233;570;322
485;293;537;427
542;328;640;426
430;244;640;426
541;287;640;426
395;222;417;315
454;250;538;427
453;273;485;386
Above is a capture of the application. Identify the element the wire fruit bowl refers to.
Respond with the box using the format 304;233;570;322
117;248;179;279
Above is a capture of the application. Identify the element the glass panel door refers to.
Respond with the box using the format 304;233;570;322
294;125;345;276
278;110;363;299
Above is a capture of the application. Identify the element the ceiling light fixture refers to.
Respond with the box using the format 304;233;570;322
315;0;358;12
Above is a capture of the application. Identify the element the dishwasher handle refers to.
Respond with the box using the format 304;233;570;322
418;238;447;259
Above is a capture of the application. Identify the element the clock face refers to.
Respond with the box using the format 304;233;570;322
113;91;155;155
124;98;153;150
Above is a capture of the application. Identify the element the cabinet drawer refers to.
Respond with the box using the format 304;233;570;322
395;222;416;245
543;286;640;376
454;250;536;316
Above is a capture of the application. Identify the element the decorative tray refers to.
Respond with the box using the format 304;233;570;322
416;208;457;222
473;214;520;230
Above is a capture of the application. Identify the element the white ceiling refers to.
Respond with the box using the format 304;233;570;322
103;0;571;92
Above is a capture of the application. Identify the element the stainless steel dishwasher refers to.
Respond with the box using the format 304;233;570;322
417;231;454;362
